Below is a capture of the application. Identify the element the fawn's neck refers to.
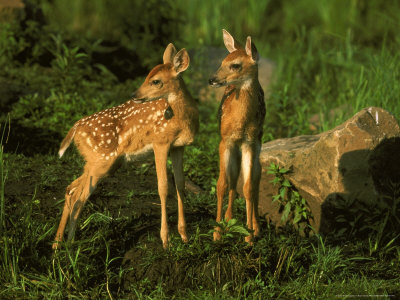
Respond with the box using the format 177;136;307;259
166;78;195;112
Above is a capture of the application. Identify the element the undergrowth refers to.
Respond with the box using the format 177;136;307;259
0;0;399;298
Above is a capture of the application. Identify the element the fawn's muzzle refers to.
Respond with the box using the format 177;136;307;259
209;76;226;88
208;77;218;86
131;91;147;103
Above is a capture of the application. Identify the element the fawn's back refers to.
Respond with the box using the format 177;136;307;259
59;50;198;164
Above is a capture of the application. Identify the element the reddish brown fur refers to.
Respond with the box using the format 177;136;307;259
210;30;265;244
146;64;171;82
224;49;247;62
53;44;198;250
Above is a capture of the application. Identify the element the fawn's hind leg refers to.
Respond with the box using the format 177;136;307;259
53;176;84;249
52;160;114;249
252;150;261;237
241;142;261;244
214;141;240;241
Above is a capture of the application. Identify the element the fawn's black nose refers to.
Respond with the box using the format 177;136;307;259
130;91;137;98
208;77;217;86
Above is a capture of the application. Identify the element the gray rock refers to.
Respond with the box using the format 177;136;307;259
237;107;400;232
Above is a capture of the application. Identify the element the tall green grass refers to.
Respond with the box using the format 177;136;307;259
0;116;18;289
0;0;399;298
38;0;400;138
264;32;400;139
176;0;400;48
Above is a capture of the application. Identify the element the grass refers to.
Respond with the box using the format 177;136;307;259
0;0;400;298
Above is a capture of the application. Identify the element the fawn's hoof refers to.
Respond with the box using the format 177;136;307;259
213;230;222;241
181;235;188;244
52;241;61;250
245;234;254;245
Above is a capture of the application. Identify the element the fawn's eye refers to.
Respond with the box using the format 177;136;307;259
230;63;241;71
151;79;161;85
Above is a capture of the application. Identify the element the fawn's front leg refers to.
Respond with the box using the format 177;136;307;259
170;146;188;243
153;143;170;248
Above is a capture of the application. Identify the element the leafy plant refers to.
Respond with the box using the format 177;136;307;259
48;34;89;94
211;218;250;242
1;0;400;298
268;162;313;235
0;22;26;71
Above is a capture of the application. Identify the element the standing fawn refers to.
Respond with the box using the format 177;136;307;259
209;29;266;243
53;43;199;250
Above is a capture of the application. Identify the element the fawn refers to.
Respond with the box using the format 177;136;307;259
53;43;199;250
209;29;266;243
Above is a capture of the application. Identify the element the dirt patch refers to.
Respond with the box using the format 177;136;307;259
3;152;191;244
121;239;262;293
122;241;186;291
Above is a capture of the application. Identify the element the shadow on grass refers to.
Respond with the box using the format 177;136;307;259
321;137;400;239
3;122;62;156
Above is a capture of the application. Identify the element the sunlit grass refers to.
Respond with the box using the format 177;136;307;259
0;0;399;298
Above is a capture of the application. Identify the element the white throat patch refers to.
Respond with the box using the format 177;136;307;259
168;93;178;103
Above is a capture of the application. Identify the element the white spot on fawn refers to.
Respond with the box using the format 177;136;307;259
86;138;93;147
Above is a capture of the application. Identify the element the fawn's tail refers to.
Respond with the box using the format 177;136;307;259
58;126;77;158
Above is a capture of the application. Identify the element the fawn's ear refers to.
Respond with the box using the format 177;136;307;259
245;36;259;62
222;29;242;53
173;48;190;74
163;43;177;64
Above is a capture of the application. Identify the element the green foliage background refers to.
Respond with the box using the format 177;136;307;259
0;0;399;298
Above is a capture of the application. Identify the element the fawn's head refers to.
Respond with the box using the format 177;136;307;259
209;29;259;88
133;43;190;102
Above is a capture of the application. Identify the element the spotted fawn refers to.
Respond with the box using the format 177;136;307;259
53;43;199;249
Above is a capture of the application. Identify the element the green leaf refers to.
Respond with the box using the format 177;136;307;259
279;167;289;174
282;179;291;187
271;177;280;185
227;218;237;227
293;212;302;224
282;202;291;222
272;195;281;202
336;217;347;223
280;187;286;199
230;225;250;235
